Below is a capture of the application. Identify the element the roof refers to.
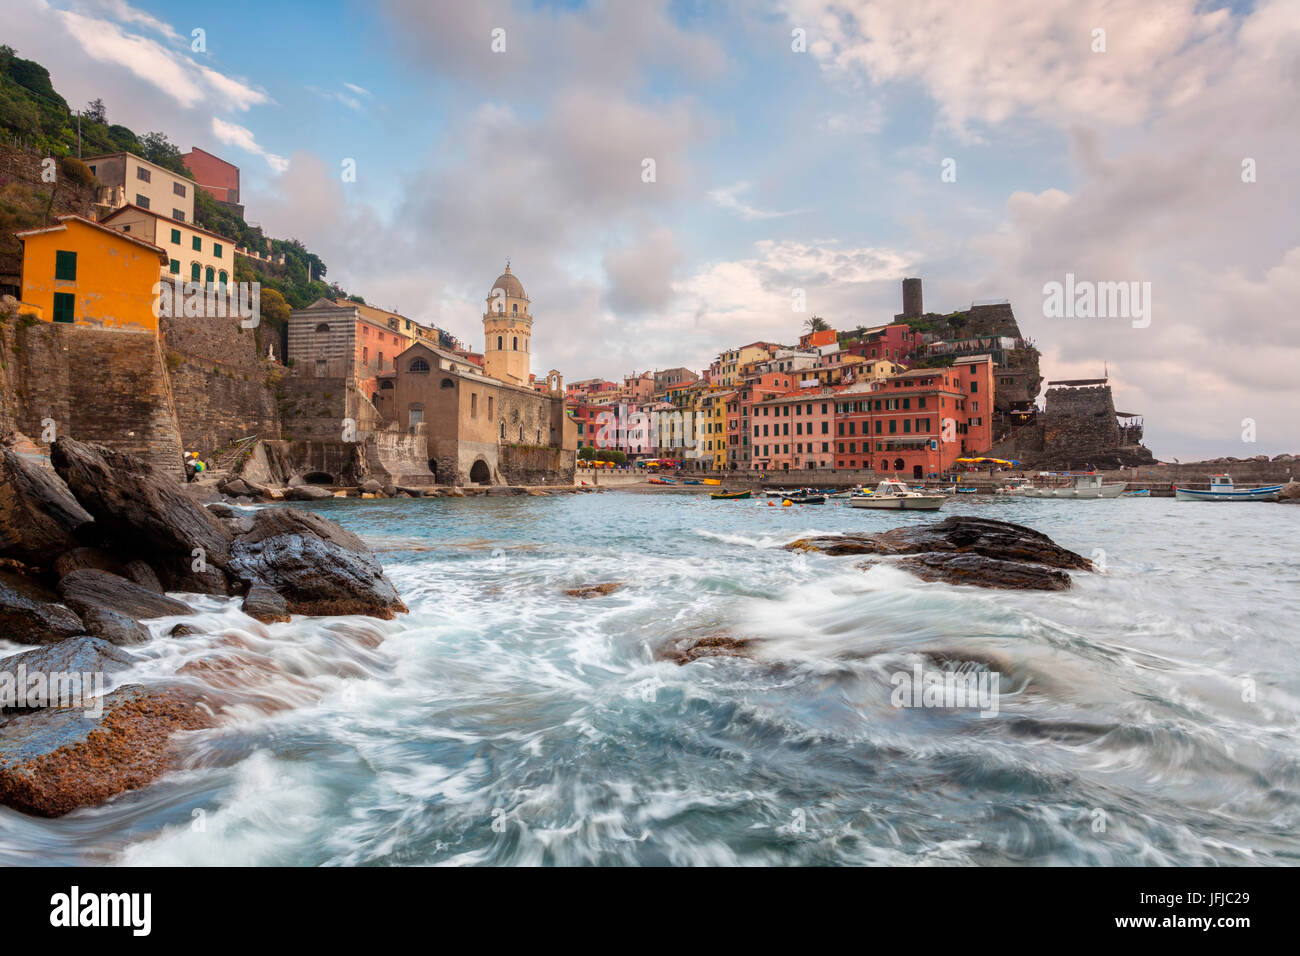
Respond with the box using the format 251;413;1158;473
100;203;236;244
489;264;526;299
14;214;169;263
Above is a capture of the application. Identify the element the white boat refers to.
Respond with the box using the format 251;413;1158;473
1011;473;1126;499
1174;475;1282;502
849;480;947;510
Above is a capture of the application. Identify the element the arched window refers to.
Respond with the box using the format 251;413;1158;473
441;377;455;389
500;421;506;439
519;426;524;442
409;357;430;373
512;303;518;314
512;336;518;350
497;335;503;350
315;323;330;334
380;379;394;390
205;266;214;284
218;270;228;288
894;458;904;471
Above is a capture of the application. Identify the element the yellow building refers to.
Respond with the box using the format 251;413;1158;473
483;264;532;386
82;152;196;223
14;214;167;332
715;342;779;387
100;204;235;288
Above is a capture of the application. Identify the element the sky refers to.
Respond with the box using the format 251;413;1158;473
4;0;1298;459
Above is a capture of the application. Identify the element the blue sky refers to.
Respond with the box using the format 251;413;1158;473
6;0;1298;459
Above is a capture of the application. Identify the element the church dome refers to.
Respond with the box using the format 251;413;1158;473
490;264;526;300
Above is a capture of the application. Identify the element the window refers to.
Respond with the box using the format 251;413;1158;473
441;378;455;389
488;397;494;420
174;182;186;197
169;259;180;275
54;250;77;281
409;357;430;372
135;194;150;209
190;263;201;281
213;243;222;258
512;303;518;314
497;335;503;350
136;166;151;182
408;404;424;425
170;228;181;245
315;323;330;333
363;347;368;362
205;266;214;284
512;336;518;350
377;352;384;369
173;210;185;222
471;393;478;417
192;236;202;251
970;380;978;392
52;292;75;324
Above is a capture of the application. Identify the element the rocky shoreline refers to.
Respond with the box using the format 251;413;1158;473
0;438;409;817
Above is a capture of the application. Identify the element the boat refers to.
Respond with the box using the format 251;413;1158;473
702;479;721;486
849;480;947;510
782;493;825;505
1174;475;1282;502
1122;489;1151;497
710;490;751;500
681;479;701;485
1011;473;1126;499
953;486;980;495
648;477;675;485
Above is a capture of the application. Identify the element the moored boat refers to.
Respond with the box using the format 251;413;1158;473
1174;475;1281;501
849;480;946;510
1011;473;1126;499
710;489;751;500
782;493;825;505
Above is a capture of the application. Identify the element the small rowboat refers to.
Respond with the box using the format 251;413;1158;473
681;479;701;485
710;490;751;500
1174;475;1281;501
783;494;825;505
648;477;675;485
1122;489;1151;497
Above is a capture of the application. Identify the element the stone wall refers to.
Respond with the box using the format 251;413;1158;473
500;444;575;485
0;317;183;477
1041;385;1122;461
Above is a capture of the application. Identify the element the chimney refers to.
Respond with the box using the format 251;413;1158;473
902;277;923;318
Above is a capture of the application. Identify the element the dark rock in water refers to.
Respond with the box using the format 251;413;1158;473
789;516;1090;590
0;450;94;566
657;634;754;665
287;485;333;501
359;479;383;494
57;568;192;619
241;583;290;624
894;553;1073;591
78;606;152;646
154;558;231;596
217;477;253;498
50;438;231;571
0;683;213;817
226;508;407;619
0;569;83;644
122;559;164;594
564;582;623;598
206;502;238;518
0;637;136;695
168;623;201;637
53;546;128;579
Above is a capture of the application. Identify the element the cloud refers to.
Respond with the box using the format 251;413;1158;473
211;118;289;173
603;227;684;315
707;182;800;221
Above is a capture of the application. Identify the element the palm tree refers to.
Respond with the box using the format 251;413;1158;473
803;315;829;333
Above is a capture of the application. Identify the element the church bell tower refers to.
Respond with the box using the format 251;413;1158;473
483;262;532;386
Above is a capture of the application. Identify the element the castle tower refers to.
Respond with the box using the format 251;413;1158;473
483;263;532;386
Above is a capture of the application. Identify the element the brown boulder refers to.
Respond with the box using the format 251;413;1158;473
0;569;84;645
241;583;290;624
0;450;93;566
57;568;192;620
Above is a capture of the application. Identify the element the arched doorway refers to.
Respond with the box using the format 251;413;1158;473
913;464;923;479
303;471;334;485
427;459;438;482
469;459;491;485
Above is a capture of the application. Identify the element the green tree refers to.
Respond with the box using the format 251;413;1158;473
803;315;829;333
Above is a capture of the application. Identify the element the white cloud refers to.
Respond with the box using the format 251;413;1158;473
707;182;800;221
211;118;289;173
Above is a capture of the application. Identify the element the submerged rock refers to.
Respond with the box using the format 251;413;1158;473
0;636;136;693
56;568;192;620
0;450;93;566
657;634;754;665
564;581;623;598
226;508;407;619
286;485;333;501
0;684;212;817
241;583;290;624
0;569;83;644
789;515;1091;590
78;606;152;646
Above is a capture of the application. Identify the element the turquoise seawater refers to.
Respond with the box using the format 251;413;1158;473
2;491;1298;865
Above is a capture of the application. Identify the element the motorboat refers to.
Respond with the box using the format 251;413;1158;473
1011;473;1126;499
848;480;946;511
1174;475;1282;501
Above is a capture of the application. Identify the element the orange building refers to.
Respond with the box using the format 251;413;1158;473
14;214;167;332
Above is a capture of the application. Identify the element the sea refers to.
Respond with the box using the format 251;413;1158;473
2;490;1297;866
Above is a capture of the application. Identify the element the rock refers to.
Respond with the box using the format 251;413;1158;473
152;556;232;596
564;582;623;598
226;508;407;619
206;502;238;518
50;438;231;571
52;546;127;579
241;583;290;624
0;637;137;697
57;568;192;620
788;516;1091;569
0;684;213;817
217;477;253;497
657;634;753;665
1278;481;1300;503
382;483;398;497
122;559;164;593
893;553;1074;591
287;485;333;501
168;623;200;637
444;488;465;497
0;450;93;566
0;570;84;644
359;479;383;494
78;606;152;646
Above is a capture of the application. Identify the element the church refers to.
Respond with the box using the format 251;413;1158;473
373;264;577;486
